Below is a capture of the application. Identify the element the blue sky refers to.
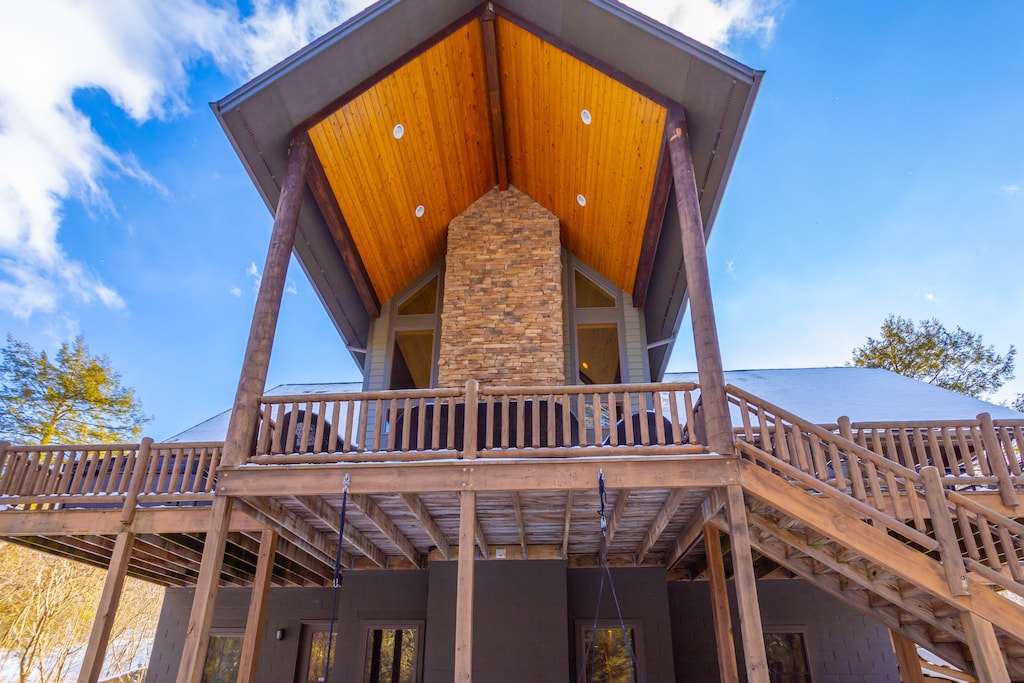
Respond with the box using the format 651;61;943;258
1;0;1021;440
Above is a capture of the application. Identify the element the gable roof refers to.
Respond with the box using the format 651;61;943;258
212;0;762;378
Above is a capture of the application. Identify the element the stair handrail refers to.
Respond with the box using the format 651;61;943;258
728;384;1024;599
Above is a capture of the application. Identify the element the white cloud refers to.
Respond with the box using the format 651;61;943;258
285;281;298;295
725;259;736;277
0;0;356;319
623;0;781;50
229;286;242;298
1001;184;1020;196
0;0;774;321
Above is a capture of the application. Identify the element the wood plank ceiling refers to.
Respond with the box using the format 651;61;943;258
308;15;667;305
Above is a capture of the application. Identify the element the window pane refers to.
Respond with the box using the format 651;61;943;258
577;324;620;385
201;635;242;683
575;271;615;308
397;277;438;315
581;627;637;683
390;330;435;389
363;627;418;683
305;630;336;683
764;633;812;683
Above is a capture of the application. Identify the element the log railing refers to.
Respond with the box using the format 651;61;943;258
0;440;221;509
250;381;704;463
728;385;1024;599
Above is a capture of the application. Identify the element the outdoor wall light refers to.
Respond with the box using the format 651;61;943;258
276;628;287;641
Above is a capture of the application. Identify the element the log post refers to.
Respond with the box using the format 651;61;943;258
238;530;278;683
222;138;313;468
176;496;235;683
78;437;152;683
704;524;740;683
724;485;769;683
889;630;926;683
960;611;1011;682
920;466;969;597
978;413;1017;508
455;491;477;681
464;379;479;459
666;111;733;456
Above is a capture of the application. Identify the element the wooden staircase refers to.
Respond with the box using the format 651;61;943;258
726;386;1024;680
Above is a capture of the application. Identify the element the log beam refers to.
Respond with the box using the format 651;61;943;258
78;532;135;683
632;143;671;307
176;496;233;683
705;525;740;683
960;611;1010;683
455;491;476;682
512;492;528;559
239;497;344;571
665;488;725;569
349;493;421;567
561;491;574;559
605;488;630;547
481;3;509;190
238;530;278;683
222;137;312;468
294;495;387;568
400;493;451;560
635;488;685;564
666;110;733;456
724;485;769;683
304;138;380;317
889;630;926;683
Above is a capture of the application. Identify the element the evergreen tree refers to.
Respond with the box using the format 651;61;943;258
851;316;1015;399
0;335;148;445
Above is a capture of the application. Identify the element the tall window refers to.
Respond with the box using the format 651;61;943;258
577;621;643;683
389;275;440;390
764;632;812;683
572;269;623;386
361;622;422;683
296;623;337;683
201;633;243;683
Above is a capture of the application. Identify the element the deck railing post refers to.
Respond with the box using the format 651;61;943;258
222;137;312;469
464;380;479;459
978;413;1017;508
666;110;733;456
920;466;969;597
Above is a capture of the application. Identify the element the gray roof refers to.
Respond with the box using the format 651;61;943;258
666;367;1024;424
212;0;762;379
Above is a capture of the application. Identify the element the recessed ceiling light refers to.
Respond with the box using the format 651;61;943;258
393;123;405;139
580;109;592;125
576;194;587;207
415;204;425;218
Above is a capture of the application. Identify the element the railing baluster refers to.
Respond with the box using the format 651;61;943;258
592;393;604;447
546;393;556;447
500;395;510;450
561;393;571;447
485;394;495;451
329;400;341;452
637;392;650;446
416;397;427;452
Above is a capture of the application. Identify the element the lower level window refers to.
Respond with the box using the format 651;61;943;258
201;633;242;683
764;632;812;682
296;624;336;683
578;622;642;683
362;623;421;683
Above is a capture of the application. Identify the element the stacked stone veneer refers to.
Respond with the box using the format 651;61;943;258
437;186;565;387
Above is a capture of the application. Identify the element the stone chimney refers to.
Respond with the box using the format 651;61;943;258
437;186;564;387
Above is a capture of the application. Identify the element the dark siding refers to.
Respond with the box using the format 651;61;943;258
424;560;570;683
567;567;676;681
668;580;901;683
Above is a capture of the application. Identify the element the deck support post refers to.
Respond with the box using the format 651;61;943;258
176;496;234;683
978;412;1017;508
222;137;313;468
724;485;769;683
238;530;278;683
889;630;926;683
704;524;740;683
960;611;1010;682
455;490;477;681
666;111;733;456
78;437;152;683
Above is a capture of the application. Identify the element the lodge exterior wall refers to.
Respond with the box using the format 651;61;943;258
437;186;564;387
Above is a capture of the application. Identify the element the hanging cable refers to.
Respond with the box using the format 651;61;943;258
324;472;350;681
577;469;642;683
